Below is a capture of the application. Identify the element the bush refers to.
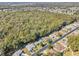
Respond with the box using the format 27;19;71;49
0;11;72;55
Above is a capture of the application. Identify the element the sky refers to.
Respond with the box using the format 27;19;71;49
0;0;79;2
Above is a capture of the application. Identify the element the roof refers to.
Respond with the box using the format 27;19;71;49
25;43;35;51
12;50;22;56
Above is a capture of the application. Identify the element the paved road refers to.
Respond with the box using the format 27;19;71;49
12;22;79;56
32;26;79;56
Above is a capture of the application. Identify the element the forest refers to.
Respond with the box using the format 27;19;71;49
0;10;75;55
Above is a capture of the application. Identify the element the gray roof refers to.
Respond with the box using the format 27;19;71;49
25;43;35;51
12;50;22;56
